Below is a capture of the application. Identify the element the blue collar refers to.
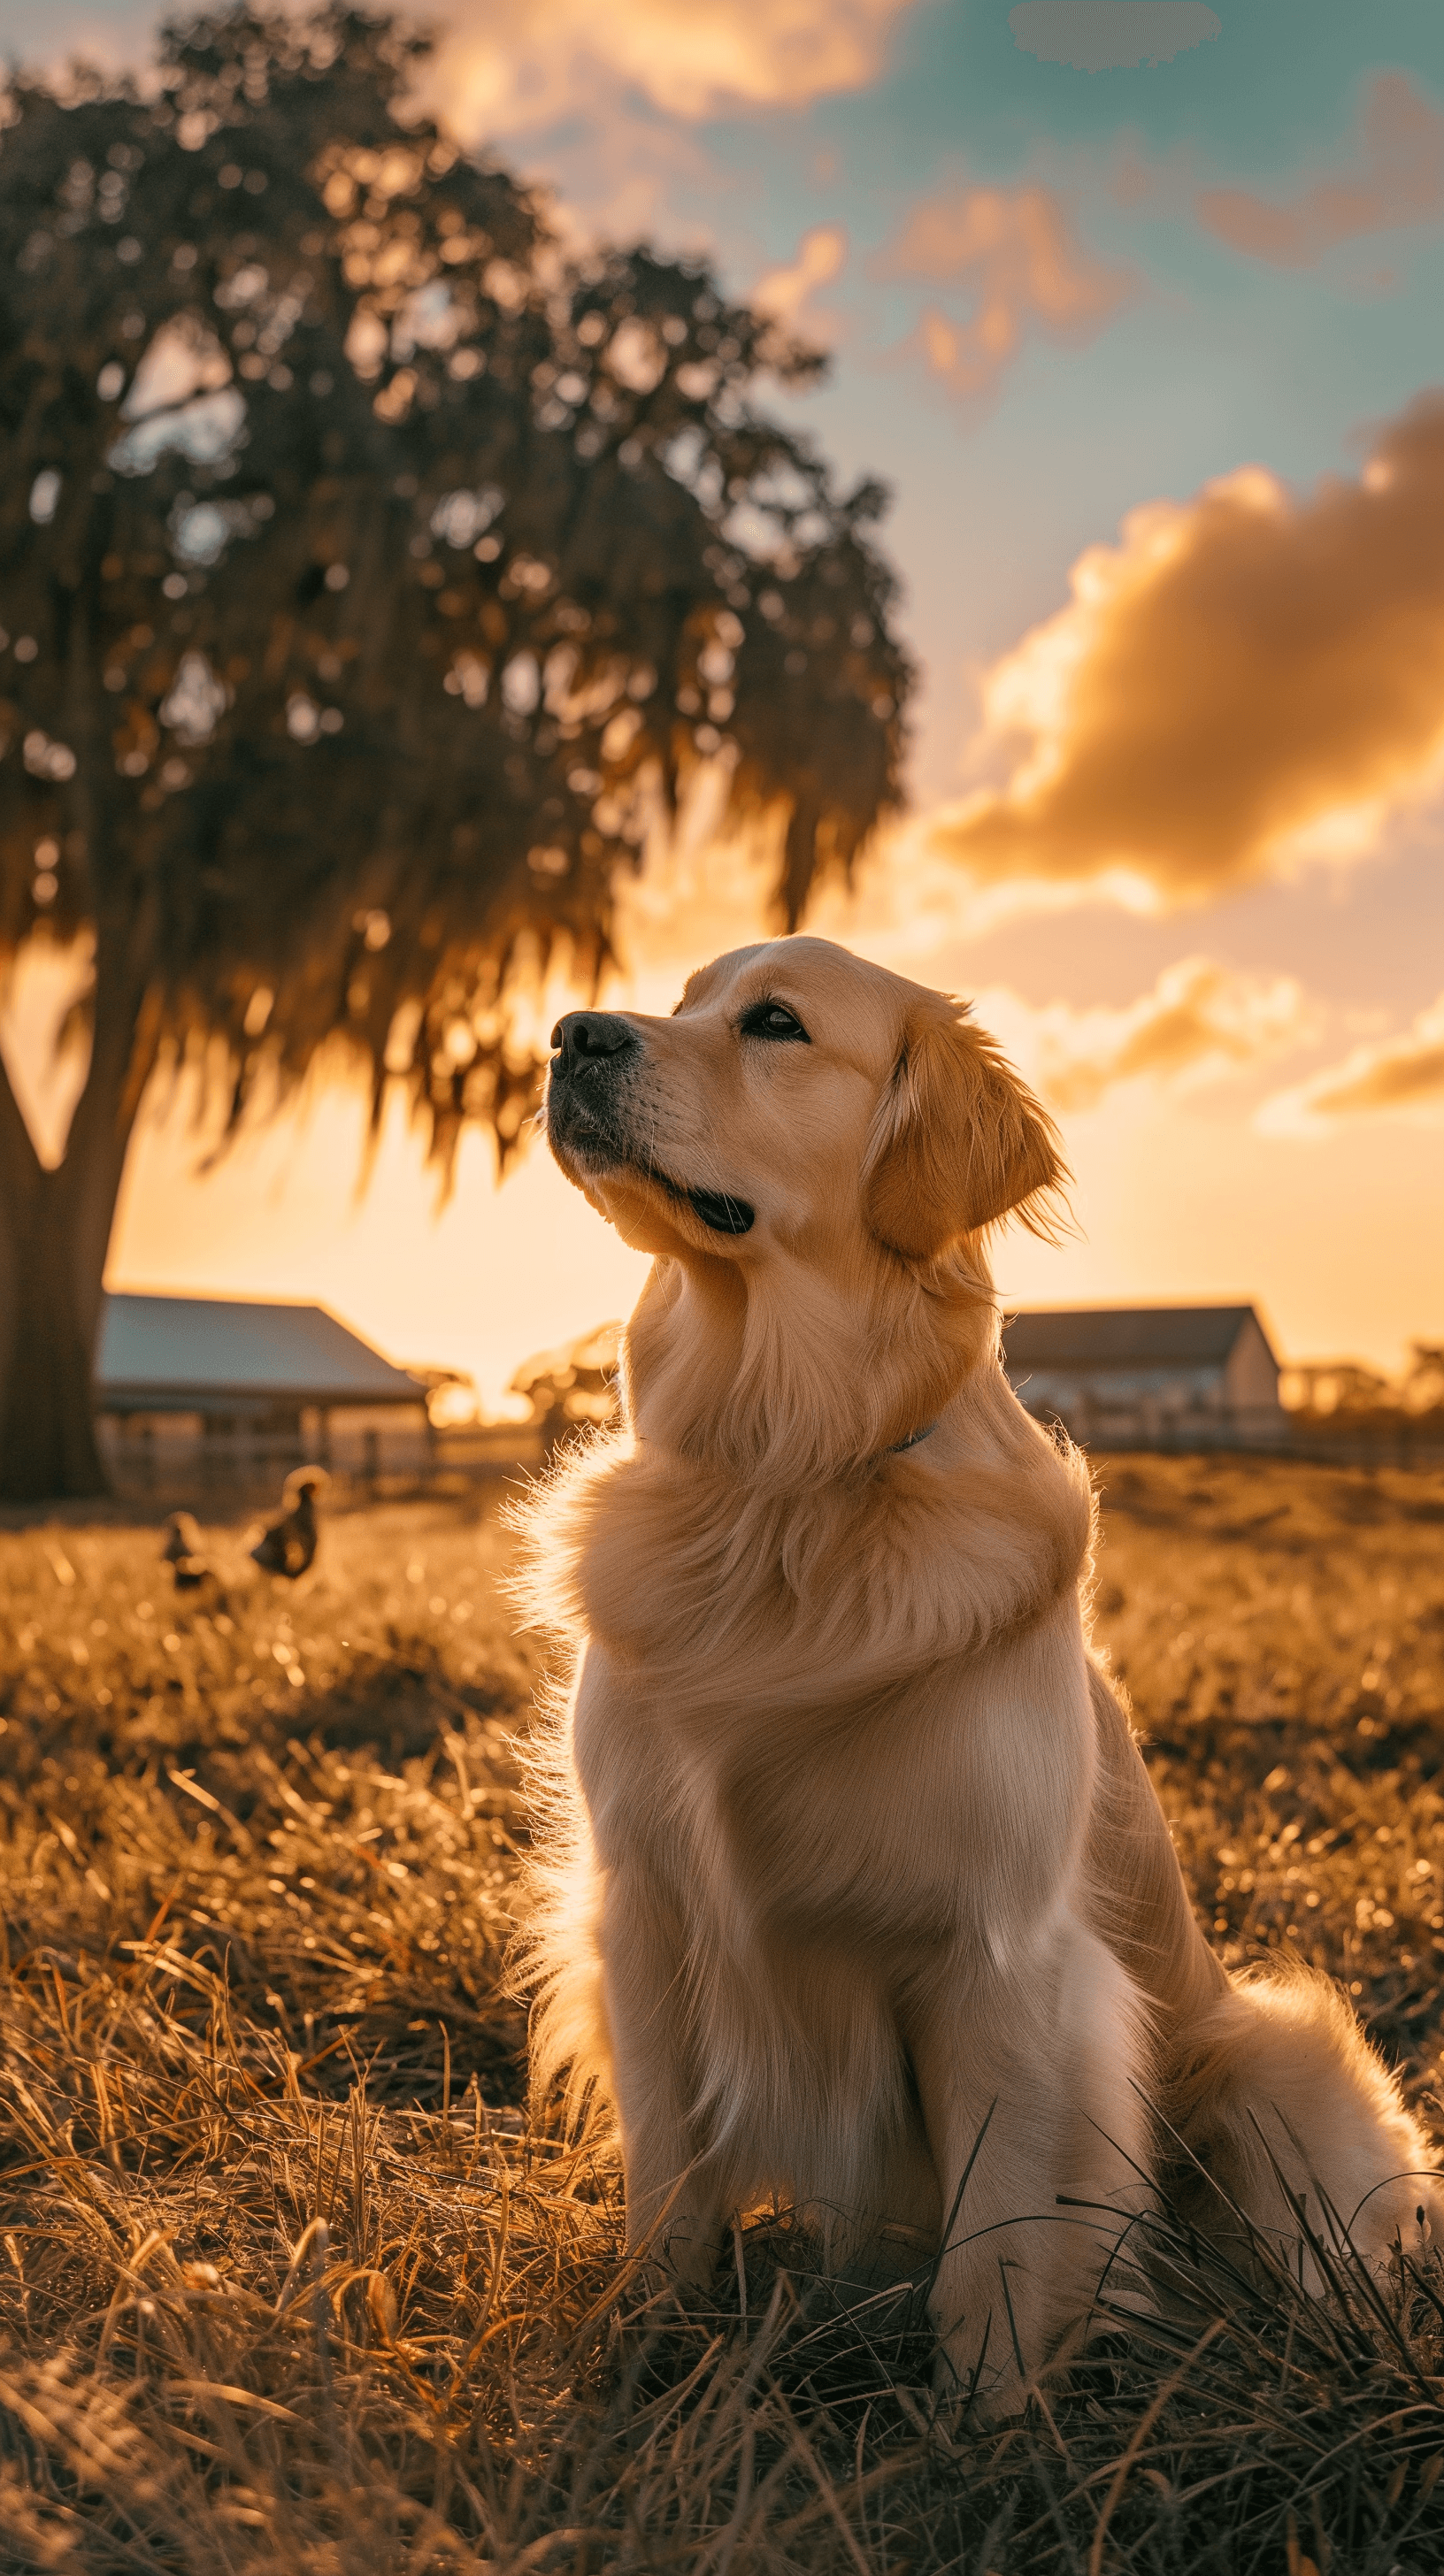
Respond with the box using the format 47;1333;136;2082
887;1418;939;1455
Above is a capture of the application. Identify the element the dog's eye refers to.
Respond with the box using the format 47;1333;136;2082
741;1000;810;1043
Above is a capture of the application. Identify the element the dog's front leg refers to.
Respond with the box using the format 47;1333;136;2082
601;1867;722;2288
910;1925;1149;2419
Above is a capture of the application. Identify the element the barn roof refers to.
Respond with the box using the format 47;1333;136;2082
97;1292;426;1411
1002;1306;1272;1371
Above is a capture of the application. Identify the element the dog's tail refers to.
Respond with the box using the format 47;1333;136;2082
1084;1661;1440;2273
1164;1960;1440;2273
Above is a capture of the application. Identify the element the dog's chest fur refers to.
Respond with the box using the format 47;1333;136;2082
560;1397;1099;1965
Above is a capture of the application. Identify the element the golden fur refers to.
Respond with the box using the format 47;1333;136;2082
516;936;1439;2411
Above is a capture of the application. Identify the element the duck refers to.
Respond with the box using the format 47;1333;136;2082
160;1511;211;1592
250;1466;327;1579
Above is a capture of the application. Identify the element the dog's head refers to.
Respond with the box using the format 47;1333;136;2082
546;935;1064;1275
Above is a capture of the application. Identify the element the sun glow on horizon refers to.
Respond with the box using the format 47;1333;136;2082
56;834;1437;1404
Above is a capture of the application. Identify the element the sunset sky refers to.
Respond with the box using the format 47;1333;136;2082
9;0;1444;1405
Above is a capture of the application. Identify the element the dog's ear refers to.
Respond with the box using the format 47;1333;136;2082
864;1003;1067;1262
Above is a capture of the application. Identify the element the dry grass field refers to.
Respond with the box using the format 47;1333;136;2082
2;1450;1443;2572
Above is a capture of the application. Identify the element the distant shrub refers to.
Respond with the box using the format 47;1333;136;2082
510;1321;621;1458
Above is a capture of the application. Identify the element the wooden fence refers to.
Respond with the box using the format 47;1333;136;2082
97;1407;1444;1516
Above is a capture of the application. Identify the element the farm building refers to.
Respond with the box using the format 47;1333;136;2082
1001;1305;1285;1448
96;1291;433;1474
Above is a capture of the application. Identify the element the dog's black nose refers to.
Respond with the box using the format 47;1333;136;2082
551;1011;638;1070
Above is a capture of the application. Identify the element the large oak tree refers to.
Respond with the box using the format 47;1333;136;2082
0;5;910;1500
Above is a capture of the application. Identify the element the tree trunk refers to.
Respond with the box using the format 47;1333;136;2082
0;910;155;1504
0;1146;110;1501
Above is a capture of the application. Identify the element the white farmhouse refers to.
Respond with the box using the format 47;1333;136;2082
96;1291;431;1476
1001;1305;1285;1448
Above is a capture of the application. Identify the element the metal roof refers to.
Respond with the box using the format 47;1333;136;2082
97;1293;426;1411
1002;1306;1271;1371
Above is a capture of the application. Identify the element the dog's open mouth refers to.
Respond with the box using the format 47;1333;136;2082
549;1096;754;1235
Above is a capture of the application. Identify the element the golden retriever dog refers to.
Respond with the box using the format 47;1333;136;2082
518;934;1438;2411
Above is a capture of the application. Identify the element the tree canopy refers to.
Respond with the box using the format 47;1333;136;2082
1;2;910;1153
0;2;911;1496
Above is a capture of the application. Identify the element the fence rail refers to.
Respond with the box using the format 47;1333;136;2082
98;1419;544;1511
1066;1421;1444;1472
96;1407;1444;1515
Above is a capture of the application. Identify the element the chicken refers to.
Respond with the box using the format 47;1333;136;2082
250;1466;326;1579
160;1511;211;1592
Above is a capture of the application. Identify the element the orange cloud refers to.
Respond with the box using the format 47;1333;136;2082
439;0;918;134
1034;957;1317;1111
876;180;1132;400
1261;994;1444;1134
1010;3;1219;73
933;395;1444;907
753;224;849;330
1199;73;1444;267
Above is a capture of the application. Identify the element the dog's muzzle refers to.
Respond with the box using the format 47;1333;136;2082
547;1011;640;1163
548;1012;756;1235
